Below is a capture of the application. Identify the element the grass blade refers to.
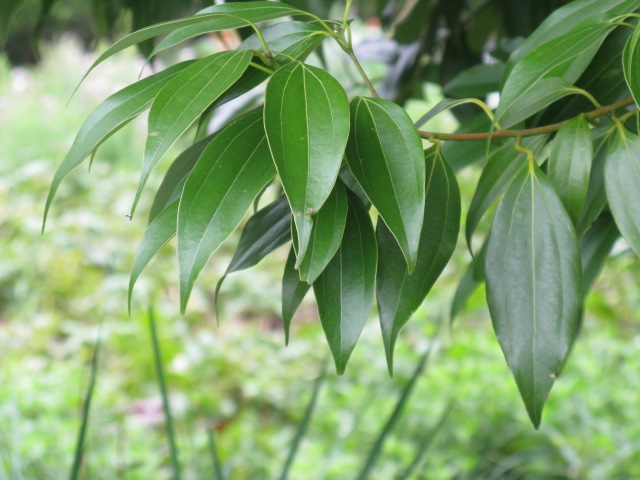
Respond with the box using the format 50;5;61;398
278;363;326;480
207;427;225;480
356;327;440;480
69;326;102;480
148;306;181;480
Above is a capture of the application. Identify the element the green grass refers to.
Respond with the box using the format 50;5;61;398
0;39;639;479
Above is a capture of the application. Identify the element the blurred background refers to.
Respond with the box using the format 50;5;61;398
1;1;640;479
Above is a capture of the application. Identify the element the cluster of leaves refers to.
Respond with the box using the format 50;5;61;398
42;0;640;428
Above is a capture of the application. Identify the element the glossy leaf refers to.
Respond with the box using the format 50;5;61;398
178;110;276;312
134;50;253;215
296;182;348;284
466;135;548;250
149;133;216;223
376;148;461;373
622;22;640;109
604;128;640;255
151;2;301;56
497;22;615;127
44;61;193;228
485;164;581;428
548;116;593;223
314;194;377;375
129;202;178;311
264;62;350;265
282;248;312;345
346;96;425;272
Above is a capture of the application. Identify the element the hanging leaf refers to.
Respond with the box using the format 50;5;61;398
128;202;178;311
622;22;640;109
450;242;487;323
295;182;348;284
133;49;253;215
264;62;350;265
548;115;593;223
604;128;640;255
151;2;302;57
376;147;460;373
282;248;312;345
444;64;505;97
178;110;275;312
44;61;194;229
314;194;377;375
580;214;619;297
346;96;425;272
485;164;581;428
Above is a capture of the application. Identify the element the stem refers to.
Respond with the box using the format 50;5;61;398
343;0;354;26
344;48;380;97
249;62;275;75
418;96;636;141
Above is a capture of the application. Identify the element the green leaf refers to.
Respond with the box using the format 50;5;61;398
466;135;548;250
444;64;504;97
178;110;276;313
604;128;640;255
296;182;348;284
450;242;486;323
485;164;581;428
149;133;216;223
134;50;253;215
44;61;193;229
622;22;640;109
496;22;616;127
151;2;302;57
264;62;350;266
282;248;312;345
0;0;27;44
376;148;460;373
313;194;377;375
346;96;425;272
580;214;619;297
548;115;593;223
129;202;178;312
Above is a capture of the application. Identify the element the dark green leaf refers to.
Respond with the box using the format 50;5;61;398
151;2;302;56
622;22;640;109
580;214;619;296
314;194;377;375
604;128;640;255
149;133;216;223
376;148;460;373
178;110;276;312
485;164;581;428
346;96;425;272
44;61;193;229
282;248;312;345
450;242;486;323
264;62;350;266
296;182;348;284
0;0;28;43
466;135;548;251
548;115;593;223
134;50;253;215
444;64;504;97
129;202;178;312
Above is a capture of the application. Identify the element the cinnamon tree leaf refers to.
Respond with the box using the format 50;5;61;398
178;110;275;312
485;164;581;428
282;248;312;345
622;21;640;108
346;96;425;272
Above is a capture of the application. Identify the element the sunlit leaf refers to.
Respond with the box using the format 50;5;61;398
346;96;425;272
178;110;275;312
485;164;581;428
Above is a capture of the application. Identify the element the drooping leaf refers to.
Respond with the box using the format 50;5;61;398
134;50;253;215
149;133;216;223
580;214;619;297
178;110;276;312
44;61;193;229
622;22;640;110
151;2;302;57
129;202;178;312
282;248;312;345
313;194;377;375
466;135;548;250
346;96;425;272
444;63;504;97
548;115;593;223
295;181;348;284
604;128;640;255
497;21;618;127
264;62;350;265
376;148;460;373
485;164;581;428
450;242;487;323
